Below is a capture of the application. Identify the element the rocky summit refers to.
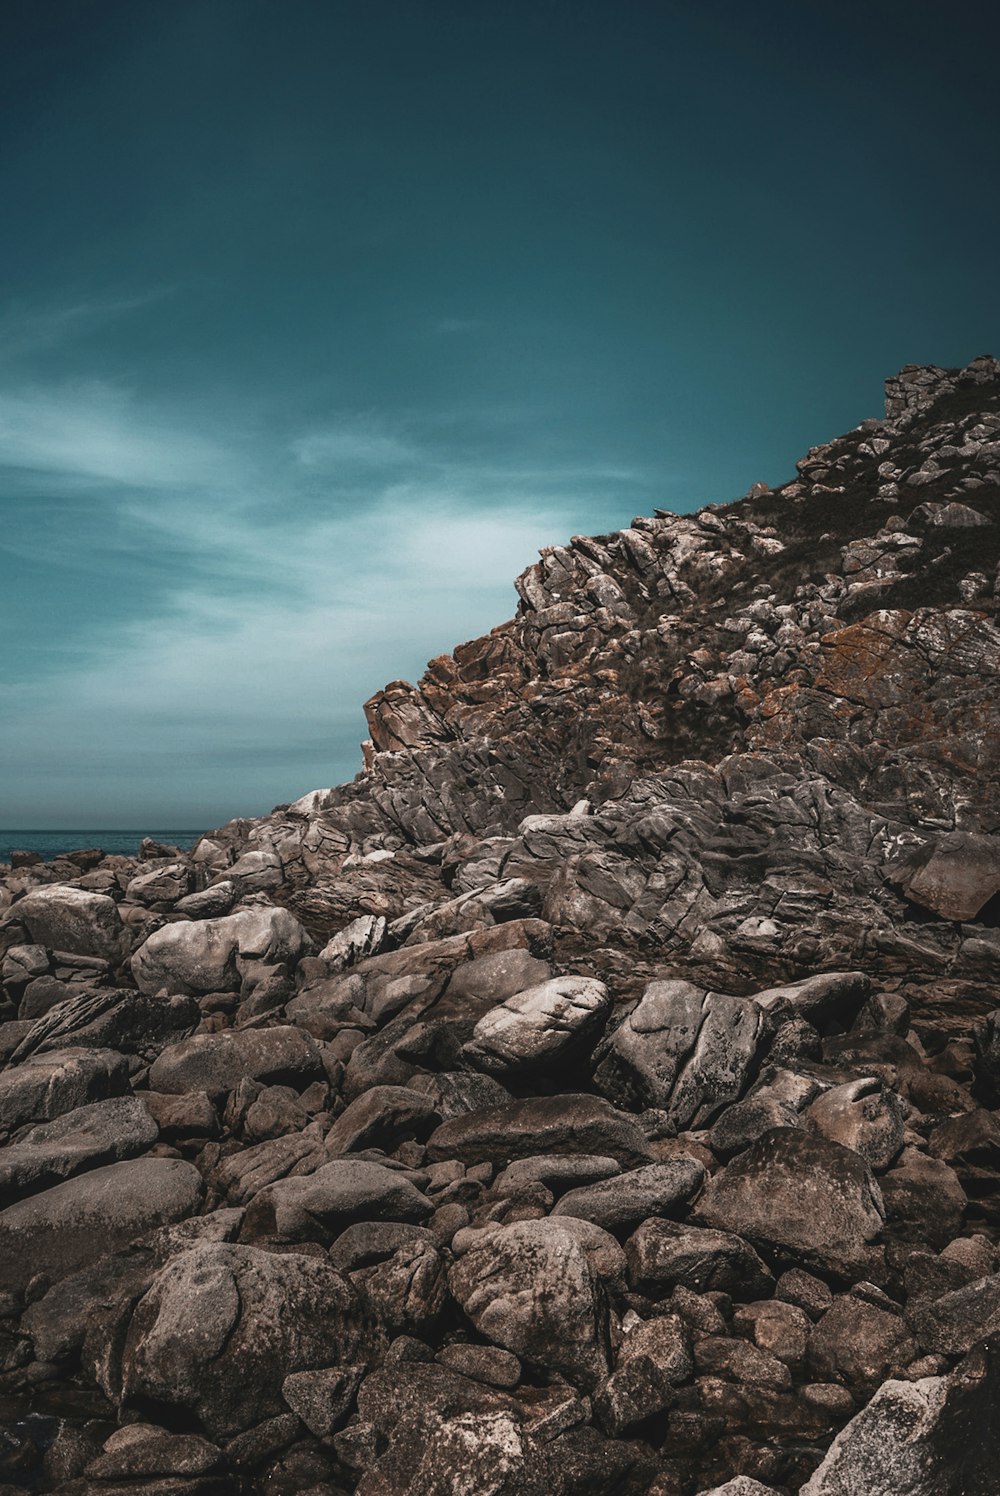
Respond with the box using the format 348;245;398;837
2;354;1000;1495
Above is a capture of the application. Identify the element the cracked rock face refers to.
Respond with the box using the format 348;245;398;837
3;355;1000;1493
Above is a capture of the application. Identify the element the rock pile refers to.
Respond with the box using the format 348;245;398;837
1;356;1000;1493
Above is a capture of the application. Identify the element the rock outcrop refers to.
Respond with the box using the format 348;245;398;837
2;354;1000;1493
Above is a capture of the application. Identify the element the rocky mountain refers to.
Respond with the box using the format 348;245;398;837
2;354;1000;1495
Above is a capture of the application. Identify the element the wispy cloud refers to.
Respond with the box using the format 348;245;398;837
0;290;173;365
0;380;233;488
0;334;646;821
290;416;418;472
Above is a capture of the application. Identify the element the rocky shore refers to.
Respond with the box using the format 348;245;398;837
2;355;1000;1494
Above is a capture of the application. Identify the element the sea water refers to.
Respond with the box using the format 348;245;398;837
0;830;203;864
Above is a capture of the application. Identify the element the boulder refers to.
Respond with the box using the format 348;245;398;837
8;885;128;961
124;862;193;906
592;979;766;1127
131;906;312;995
427;1093;652;1168
448;1218;614;1391
805;1078;905;1171
0;1157;202;1290
696;1128;885;1277
890;832;1000;922
0;1045;129;1134
697;1481;783;1496
750;971;871;1032
148;1024;324;1100
407;1070;511;1121
281;1365;364;1436
122;1241;380;1438
384;1409;554;1496
460;974;610;1077
494;1154;621;1195
324;1084;441;1155
0;1094;158;1201
444;947;552;1006
909;1274;1000;1356
800;1340;1000;1495
808;1289;916;1394
626;1218;774;1299
83;1424;225;1482
879;1149;967;1249
10;988;199;1060
552;1157;704;1232
242;1158;432;1241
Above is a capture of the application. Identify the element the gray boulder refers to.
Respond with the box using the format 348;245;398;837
448;1217;613;1391
122;1241;380;1438
427;1092;652;1168
697;1128;885;1277
0;1157;202;1290
461;974;610;1077
324;1084;441;1155
626;1218;774;1299
552;1157;704;1232
800;1340;1000;1495
242;1157;432;1241
592;979;765;1128
8;885;129;962
0;1045;129;1134
131;905;312;994
889;831;1000;922
805;1077;906;1171
0;1095;158;1202
148;1024;324;1100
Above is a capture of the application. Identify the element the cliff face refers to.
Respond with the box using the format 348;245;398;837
204;354;1000;1013
3;356;1000;1496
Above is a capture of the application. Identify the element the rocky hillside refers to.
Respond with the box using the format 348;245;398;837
1;355;1000;1495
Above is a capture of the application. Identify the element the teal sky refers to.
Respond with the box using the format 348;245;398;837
1;0;998;828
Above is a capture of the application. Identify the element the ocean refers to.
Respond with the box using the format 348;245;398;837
0;830;204;865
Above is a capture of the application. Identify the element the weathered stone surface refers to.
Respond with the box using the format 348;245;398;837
427;1093;652;1168
698;1481;782;1496
0;1094;158;1201
879;1149;966;1249
131;906;312;994
281;1364;364;1435
148;1024;324;1098
800;1341;1000;1495
0;1045;129;1134
891;831;1000;921
0;1157;202;1289
122;1241;380;1438
697;1128;885;1276
461;974;610;1077
626;1218;774;1299
84;1423;225;1481
448;1218;613;1391
324;1084;441;1155
7;885;128;961
805;1078;905;1171
241;1157;432;1240
552;1157;704;1232
808;1290;916;1393
593;980;766;1127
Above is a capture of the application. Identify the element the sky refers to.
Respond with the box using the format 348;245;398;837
1;1;998;829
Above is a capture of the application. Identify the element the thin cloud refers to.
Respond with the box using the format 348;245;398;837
0;381;233;488
0;289;174;365
290;416;418;471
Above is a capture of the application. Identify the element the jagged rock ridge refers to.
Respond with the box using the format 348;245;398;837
1;355;1000;1494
